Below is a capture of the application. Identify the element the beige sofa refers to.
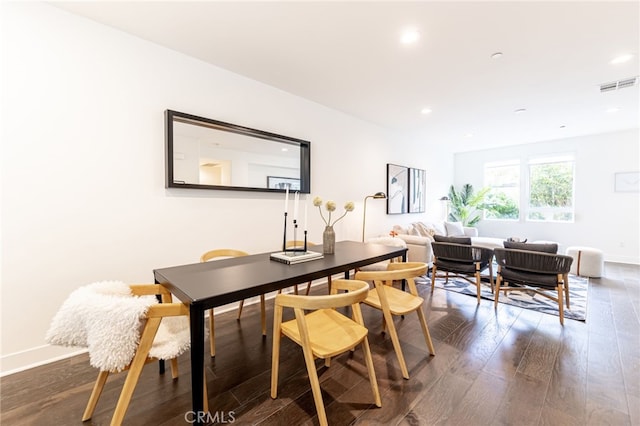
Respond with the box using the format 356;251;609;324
391;221;505;266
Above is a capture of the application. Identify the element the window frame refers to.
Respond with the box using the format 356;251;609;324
483;159;521;221
482;153;576;223
525;154;575;223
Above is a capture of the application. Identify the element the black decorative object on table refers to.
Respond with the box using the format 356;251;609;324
271;188;321;264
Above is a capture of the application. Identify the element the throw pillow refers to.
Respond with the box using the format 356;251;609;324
503;241;558;253
415;222;436;237
431;222;445;236
444;221;465;237
434;235;472;245
409;222;425;237
392;225;408;235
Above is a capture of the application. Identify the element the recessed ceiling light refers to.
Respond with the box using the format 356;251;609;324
514;108;527;114
491;52;503;59
611;54;633;64
400;29;420;45
420;107;432;115
606;107;621;113
281;148;289;152
464;133;473;138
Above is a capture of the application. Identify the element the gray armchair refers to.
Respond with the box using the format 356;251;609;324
430;241;494;304
493;248;573;324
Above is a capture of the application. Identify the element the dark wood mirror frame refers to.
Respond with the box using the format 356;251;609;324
165;110;311;193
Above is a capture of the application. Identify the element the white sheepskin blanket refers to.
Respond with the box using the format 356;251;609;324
45;281;190;372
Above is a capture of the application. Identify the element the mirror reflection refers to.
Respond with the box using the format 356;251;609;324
165;110;311;193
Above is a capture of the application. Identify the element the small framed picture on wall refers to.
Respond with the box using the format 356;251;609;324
387;164;409;214
409;168;426;213
614;171;639;192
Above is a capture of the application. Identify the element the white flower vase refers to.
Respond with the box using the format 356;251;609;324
323;226;335;255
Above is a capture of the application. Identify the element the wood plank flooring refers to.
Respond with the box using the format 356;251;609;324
2;262;638;425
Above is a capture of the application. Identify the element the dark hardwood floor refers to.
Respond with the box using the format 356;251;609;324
2;262;638;425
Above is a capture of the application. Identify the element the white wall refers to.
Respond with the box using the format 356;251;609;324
0;2;449;374
454;129;640;263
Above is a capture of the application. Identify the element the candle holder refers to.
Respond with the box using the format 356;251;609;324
271;191;322;264
271;212;322;265
282;216;307;253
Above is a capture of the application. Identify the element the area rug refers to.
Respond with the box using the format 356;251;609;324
421;274;588;321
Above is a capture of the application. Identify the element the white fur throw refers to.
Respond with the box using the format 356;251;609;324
45;281;190;372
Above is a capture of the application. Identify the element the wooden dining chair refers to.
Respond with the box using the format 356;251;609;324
355;262;435;379
48;282;207;425
271;279;381;426
200;249;265;357
277;240;322;296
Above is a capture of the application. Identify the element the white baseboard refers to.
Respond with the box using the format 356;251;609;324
605;255;640;265
1;345;87;377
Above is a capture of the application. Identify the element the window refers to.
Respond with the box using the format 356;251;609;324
484;160;520;220
526;155;575;222
483;154;575;223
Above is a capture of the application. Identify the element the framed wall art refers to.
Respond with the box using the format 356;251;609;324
409;168;426;213
615;171;639;192
387;164;408;214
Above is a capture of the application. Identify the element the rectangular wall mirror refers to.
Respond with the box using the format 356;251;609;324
165;110;311;193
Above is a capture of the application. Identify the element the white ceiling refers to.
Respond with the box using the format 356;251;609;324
52;1;639;152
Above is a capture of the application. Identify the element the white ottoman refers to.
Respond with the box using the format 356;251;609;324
565;246;604;277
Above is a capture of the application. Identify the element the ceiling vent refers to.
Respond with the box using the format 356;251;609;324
600;76;638;92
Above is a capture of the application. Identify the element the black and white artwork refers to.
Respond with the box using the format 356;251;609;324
387;164;408;214
409;168;426;213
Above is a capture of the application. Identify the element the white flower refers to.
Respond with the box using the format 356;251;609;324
314;196;355;226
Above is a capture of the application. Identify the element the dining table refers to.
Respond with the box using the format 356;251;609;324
153;240;407;425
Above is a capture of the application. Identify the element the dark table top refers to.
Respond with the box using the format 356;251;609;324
153;240;406;310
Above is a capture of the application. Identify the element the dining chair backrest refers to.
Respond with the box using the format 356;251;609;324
200;248;249;262
275;278;369;310
355;261;427;295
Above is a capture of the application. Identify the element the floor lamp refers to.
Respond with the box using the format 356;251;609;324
362;192;387;242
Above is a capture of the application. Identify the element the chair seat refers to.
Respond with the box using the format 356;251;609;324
500;268;560;289
363;286;424;316
148;317;190;361
281;309;368;359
